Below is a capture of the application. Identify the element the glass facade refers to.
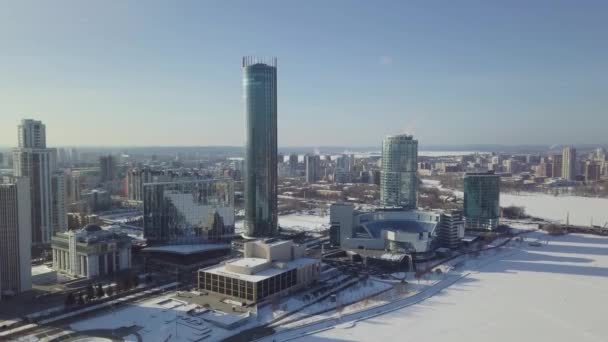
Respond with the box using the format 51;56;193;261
243;57;278;237
380;134;418;208
199;268;297;303
463;172;500;230
143;179;235;244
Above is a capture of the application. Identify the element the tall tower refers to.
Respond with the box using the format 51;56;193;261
562;146;577;181
305;154;320;183
0;178;32;297
380;134;418;209
243;57;278;237
13;119;58;245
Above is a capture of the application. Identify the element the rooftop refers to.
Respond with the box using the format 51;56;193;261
201;257;318;283
142;243;231;255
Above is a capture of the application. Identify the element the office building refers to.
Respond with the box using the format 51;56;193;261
13;119;57;245
305;154;320;183
463;171;500;230
562;146;577;181
126;167;153;201
437;210;465;249
380;134;418;209
51;172;67;233
0;178;32;298
143;179;235;245
99;155;116;183
51;224;132;279
243;57;278;237
198;239;320;304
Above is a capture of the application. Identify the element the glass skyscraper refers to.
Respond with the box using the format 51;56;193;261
463;171;500;230
242;57;278;237
143;179;235;245
380;134;418;209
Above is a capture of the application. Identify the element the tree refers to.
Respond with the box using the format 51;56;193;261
96;283;105;298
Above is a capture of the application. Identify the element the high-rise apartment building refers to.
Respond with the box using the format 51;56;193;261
0;178;32;298
463;171;500;230
584;161;601;182
380;134;418;209
551;154;563;178
99;155;116;183
243;57;278;237
305;154;320;183
18;119;46;149
51;172;67;233
13;119;57;245
288;154;299;177
562;146;577;181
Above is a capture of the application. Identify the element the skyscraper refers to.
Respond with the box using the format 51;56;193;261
243;57;278;237
380;134;418;209
562;146;577;181
13;119;57;245
0;178;32;298
463;171;500;230
305;154;320;183
99;155;116;183
551;154;563;178
51;172;67;234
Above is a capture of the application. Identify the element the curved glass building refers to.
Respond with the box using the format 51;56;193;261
380;134;418;209
243;57;278;237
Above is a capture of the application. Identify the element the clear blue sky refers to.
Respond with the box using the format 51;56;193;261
1;0;606;147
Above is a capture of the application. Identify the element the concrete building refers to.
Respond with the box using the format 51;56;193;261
463;171;500;230
551;154;563;178
13;119;57;245
143;179;235;245
380;134;418;209
329;204;442;254
584;161;601;182
562;146;577;181
65;171;81;205
0;178;32;298
305;154;320;183
243;57;278;238
126;167;153;201
81;189;112;212
51;224;132;279
197;239;319;304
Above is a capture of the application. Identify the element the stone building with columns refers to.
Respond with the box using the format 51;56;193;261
51;224;132;279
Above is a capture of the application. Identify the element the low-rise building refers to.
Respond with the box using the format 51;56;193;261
51;224;132;279
197;239;320;304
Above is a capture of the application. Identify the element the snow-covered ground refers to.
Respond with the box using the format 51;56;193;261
278;213;329;233
68;295;252;342
289;231;608;342
235;212;330;234
500;192;608;226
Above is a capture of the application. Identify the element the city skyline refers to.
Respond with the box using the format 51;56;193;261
1;1;608;147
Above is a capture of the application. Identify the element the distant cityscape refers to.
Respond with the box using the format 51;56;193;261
1;57;607;342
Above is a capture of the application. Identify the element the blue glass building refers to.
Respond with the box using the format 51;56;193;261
242;57;278;237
